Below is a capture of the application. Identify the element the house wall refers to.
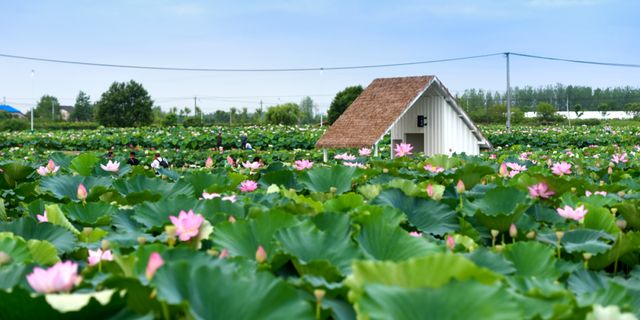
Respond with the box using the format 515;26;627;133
391;93;480;157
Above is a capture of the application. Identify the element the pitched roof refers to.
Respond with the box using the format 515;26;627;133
315;75;492;149
0;105;22;114
315;76;434;149
60;106;74;113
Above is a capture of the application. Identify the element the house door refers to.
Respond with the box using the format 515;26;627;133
405;134;424;155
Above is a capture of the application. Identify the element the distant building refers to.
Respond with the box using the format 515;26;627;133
60;106;74;121
0;105;25;119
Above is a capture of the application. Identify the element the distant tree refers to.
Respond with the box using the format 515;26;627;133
161;112;178;127
624;103;640;119
511;108;525;124
183;116;202;127
152;106;164;124
71;91;93;122
230;107;238;125
573;104;584;118
597;103;611;119
214;110;229;124
264;103;302;125
35;95;62;121
607;100;619;111
328;85;364;125
94;80;154;127
522;106;532;113
253;107;264;124
489;104;508;123
184;107;192;116
536;102;557;121
241;107;248;123
299;96;317;124
194;106;202;118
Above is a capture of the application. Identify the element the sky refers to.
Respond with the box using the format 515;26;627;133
1;0;638;115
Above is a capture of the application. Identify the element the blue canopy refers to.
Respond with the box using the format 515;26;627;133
0;105;22;113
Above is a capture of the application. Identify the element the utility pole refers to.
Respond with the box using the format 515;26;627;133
486;97;489;125
52;99;54;121
506;52;511;131
194;96;197;116
320;68;323;127
31;70;34;134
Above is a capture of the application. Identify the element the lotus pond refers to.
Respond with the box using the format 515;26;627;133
1;127;640;319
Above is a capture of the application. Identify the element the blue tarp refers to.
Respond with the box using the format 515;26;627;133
0;105;22;113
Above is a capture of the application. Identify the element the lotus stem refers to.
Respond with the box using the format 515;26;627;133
614;233;622;277
161;301;170;320
315;303;321;320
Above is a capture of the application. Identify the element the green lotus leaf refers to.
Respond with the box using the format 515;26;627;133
0;236;32;268
68;153;100;176
0;217;77;254
445;162;496;191
211;210;300;264
274;225;362;281
200;197;248;219
383;179;428;197
577;282;633;310
323;193;365;213
584;204;621;235
357;279;520;320
353;212;443;261
502;241;559;279
185;171;231;196
258;170;302;192
48;152;73;170
589;232;640;270
526;204;566;224
586;304;639;320
531;173;586;197
370;188;459;236
562;229;614;254
63;201;118;226
298;166;364;195
157;167;181;182
26;240;60;265
352;204;405;226
112;174;194;201
45;204;80;235
132;194;200;231
462;186;531;232
40;175;113;202
357;184;383;200
615;200;640;231
0;263;37;292
0;162;36;189
506;277;575;320
462;247;516;275
422;154;460;170
311;211;353;240
567;268;610;296
110;210;143;233
152;261;315;320
82;231;164;251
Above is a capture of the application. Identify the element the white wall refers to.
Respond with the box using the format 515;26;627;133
525;111;632;120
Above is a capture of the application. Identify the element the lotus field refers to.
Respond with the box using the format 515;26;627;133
3;125;640;319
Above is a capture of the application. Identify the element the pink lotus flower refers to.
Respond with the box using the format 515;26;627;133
226;156;235;166
239;180;258;193
87;248;114;266
222;195;237;203
293;159;313;170
409;231;422;237
77;184;87;200
359;148;371;156
446;235;455;250
205;157;214;168
228;215;236;223
145;252;164;280
424;164;445;173
506;163;527;172
100;160;120;172
585;190;607;197
46;159;59;173
26;260;79;294
394;143;413;157
527;183;555;199
557;205;588;221
36;166;50;176
426;184;434;197
551;162;572;176
37;210;48;223
490;154;497;159
343;162;365;168
202;192;221;199
242;161;261;171
255;245;267;263
456;180;465;194
169;210;204;241
498;163;509;178
612;153;628;164
219;248;229;259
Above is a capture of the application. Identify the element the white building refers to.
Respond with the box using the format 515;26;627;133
315;75;493;159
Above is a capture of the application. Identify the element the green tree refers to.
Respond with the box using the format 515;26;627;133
241;107;248;123
230;107;238;125
264;103;302;125
488;104;507;123
161;112;178;126
624;103;640;119
573;104;584;118
536;102;557;122
183;116;202;127
35;95;62;121
597;103;611;118
328;85;364;125
299;96;317;124
94;80;154;127
70;91;93;122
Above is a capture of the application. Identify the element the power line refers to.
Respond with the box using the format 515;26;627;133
509;52;640;68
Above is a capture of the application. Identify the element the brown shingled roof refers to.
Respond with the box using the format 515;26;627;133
315;76;434;149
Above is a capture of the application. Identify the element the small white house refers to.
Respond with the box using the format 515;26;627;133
315;75;492;159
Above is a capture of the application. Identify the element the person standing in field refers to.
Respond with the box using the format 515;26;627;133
151;153;169;176
241;134;247;150
605;123;611;134
126;152;140;166
216;132;222;149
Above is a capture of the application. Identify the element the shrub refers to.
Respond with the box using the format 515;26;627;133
0;119;29;132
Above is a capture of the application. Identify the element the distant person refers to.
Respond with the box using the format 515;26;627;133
245;142;252;150
106;152;114;159
241;134;247;150
151;153;169;176
216;132;222;149
126;152;140;166
253;156;264;166
605;123;611;134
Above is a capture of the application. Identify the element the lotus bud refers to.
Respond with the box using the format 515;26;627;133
600;180;604;186
165;225;177;246
547;159;552;166
446;235;455;251
289;188;296;194
0;252;13;266
255;245;267;263
555;231;564;243
228;215;236;223
611;208;618;216
383;168;389;173
182;167;187;173
161;174;167;180
101;239;110;251
145;252;164;281
434;194;442;201
499;163;508;178
426;184;434;197
83;227;93;238
456;180;465;194
616;220;627;230
468;246;475;253
137;237;147;245
596;162;600;167
205;157;214;168
77;183;87;200
314;289;326;304
619;191;625;199
491;176;496;182
219;248;229;259
149;289;157;299
583;253;592;261
73;172;79;176
526;231;536;239
491;229;499;239
206;249;218;256
608;167;613;175
571;187;576;193
509;224;517;238
495;245;504;253
330;187;337;194
579;171;584;175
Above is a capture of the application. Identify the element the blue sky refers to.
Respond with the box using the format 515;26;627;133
1;0;638;114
